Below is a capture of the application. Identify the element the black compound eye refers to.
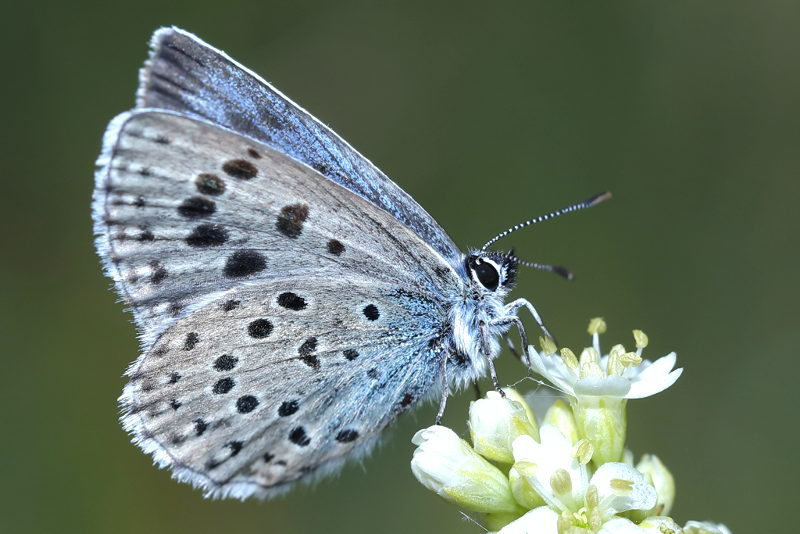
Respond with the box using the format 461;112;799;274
474;259;500;291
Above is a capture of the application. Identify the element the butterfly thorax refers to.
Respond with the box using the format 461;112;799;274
445;251;518;385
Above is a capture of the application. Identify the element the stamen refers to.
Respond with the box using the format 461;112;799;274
574;439;594;465
587;317;607;335
540;335;558;355
560;348;579;369
550;469;572;496
610;478;634;493
633;329;649;356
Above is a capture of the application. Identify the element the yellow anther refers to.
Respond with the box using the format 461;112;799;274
560;347;579;369
573;439;594;465
606;354;624;376
585;484;599;508
633;329;649;349
539;335;558;355
610;478;634;493
588;317;607;335
620;352;643;367
579;360;604;379
609;344;626;358
550;469;572;495
579;347;600;365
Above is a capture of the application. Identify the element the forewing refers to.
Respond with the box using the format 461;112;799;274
93;110;459;344
122;279;444;499
136;27;460;262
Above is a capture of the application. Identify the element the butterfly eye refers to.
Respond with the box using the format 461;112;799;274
472;258;500;291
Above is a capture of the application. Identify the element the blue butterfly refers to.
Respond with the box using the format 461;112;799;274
93;27;608;499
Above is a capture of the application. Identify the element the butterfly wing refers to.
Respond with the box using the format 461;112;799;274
123;279;444;499
136;27;461;263
94;111;464;497
94;110;458;340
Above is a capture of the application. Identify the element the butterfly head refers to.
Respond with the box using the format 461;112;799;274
465;250;517;293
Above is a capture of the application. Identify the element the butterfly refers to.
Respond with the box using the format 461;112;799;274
93;27;609;500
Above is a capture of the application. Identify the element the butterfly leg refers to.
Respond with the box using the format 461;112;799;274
503;298;558;346
492;316;530;367
479;321;505;396
434;352;451;425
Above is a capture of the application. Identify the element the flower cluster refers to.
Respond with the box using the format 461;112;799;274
410;319;730;534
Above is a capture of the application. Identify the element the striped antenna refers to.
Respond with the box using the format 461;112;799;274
509;257;574;280
481;192;612;251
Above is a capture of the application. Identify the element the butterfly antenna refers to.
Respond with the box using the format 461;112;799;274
482;192;612;279
481;192;612;251
509;256;575;280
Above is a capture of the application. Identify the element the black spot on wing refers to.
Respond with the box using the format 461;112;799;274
278;400;299;416
277;292;307;311
222;159;258;180
194;419;208;436
224;250;266;278
178;196;216;218
213;354;238;371
236;395;259;413
363;304;380;321
222;299;240;312
289;427;311;447
327;239;345;255
248;319;273;339
137;229;154;242
298;338;319;370
343;349;359;361
335;429;359;443
183;332;199;350
195;173;226;195
275;203;309;238
227;440;244;456
186;223;228;247
213;377;234;394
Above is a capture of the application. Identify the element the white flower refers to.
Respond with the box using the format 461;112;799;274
511;426;588;512
527;325;683;402
497;506;559;534
410;425;520;514
526;322;682;464
684;520;732;534
469;389;539;464
588;462;658;523
511;425;657;531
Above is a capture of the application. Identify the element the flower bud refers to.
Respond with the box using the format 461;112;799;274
636;454;675;516
508;463;546;509
542;399;579;444
411;426;519;513
503;388;540;440
469;390;538;464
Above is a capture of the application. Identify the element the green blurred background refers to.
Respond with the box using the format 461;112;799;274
2;1;797;532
